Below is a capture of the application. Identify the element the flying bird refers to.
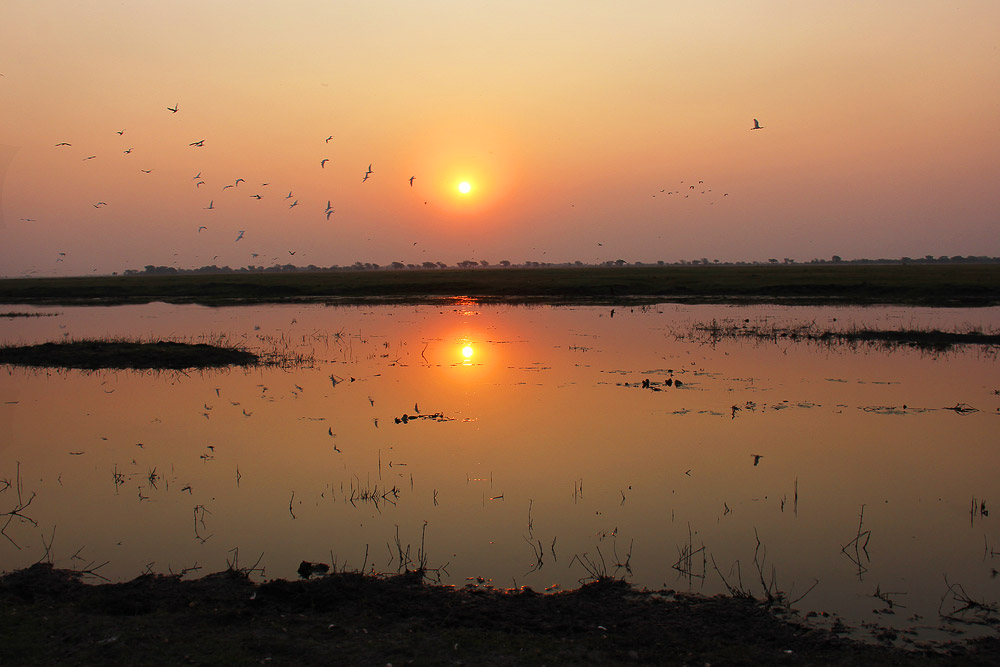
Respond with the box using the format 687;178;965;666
320;158;329;168
93;202;107;208
222;184;234;190
289;199;298;208
204;200;214;210
197;226;207;233
189;139;205;147
196;181;205;187
250;194;262;199
83;155;96;160
193;172;202;180
362;164;373;182
235;230;245;242
325;135;333;143
167;103;178;113
325;209;334;220
234;178;244;186
117;129;125;135
54;142;71;147
409;176;415;186
140;169;152;173
751;118;763;130
752;454;764;466
285;191;293;199
123;148;133;154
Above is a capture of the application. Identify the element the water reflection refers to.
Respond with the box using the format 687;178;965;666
1;301;998;645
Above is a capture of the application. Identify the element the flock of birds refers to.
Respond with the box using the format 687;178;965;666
25;108;765;270
32;101;435;268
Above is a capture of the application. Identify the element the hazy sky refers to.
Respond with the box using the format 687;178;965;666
2;1;998;277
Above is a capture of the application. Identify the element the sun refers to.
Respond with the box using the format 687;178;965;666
457;181;472;194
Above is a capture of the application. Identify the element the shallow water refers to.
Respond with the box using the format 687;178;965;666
2;301;998;644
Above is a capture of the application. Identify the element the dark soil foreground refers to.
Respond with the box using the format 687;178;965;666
1;565;997;666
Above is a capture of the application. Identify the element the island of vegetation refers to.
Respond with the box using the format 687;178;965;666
0;340;258;370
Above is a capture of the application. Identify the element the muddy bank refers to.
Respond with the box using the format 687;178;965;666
1;564;997;666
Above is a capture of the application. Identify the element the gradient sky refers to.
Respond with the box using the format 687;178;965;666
2;1;998;277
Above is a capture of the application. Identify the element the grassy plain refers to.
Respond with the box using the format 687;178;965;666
1;264;998;306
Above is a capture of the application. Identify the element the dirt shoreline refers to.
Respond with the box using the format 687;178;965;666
1;563;997;666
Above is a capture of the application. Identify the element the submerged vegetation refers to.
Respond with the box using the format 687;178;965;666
1;263;998;306
0;340;259;370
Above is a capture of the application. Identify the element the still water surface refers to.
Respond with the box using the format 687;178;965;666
2;301;998;642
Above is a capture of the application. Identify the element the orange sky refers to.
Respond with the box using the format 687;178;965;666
2;1;999;276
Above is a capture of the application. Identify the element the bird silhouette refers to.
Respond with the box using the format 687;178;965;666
204;200;214;210
409;176;415;186
751;454;764;466
752;118;763;130
167;103;178;113
235;230;245;242
325;135;333;143
362;164;373;182
189;139;204;147
320;158;329;168
55;142;71;147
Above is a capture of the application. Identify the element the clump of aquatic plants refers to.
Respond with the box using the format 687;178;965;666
0;338;258;370
0;334;313;370
683;319;1000;353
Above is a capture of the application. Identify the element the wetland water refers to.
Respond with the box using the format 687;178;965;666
2;300;998;642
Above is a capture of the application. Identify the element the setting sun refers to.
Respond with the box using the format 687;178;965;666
457;181;472;194
461;345;474;358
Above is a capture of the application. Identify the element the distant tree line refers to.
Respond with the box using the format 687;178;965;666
121;255;1000;277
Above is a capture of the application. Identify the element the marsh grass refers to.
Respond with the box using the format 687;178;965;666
684;319;1000;353
0;311;58;318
